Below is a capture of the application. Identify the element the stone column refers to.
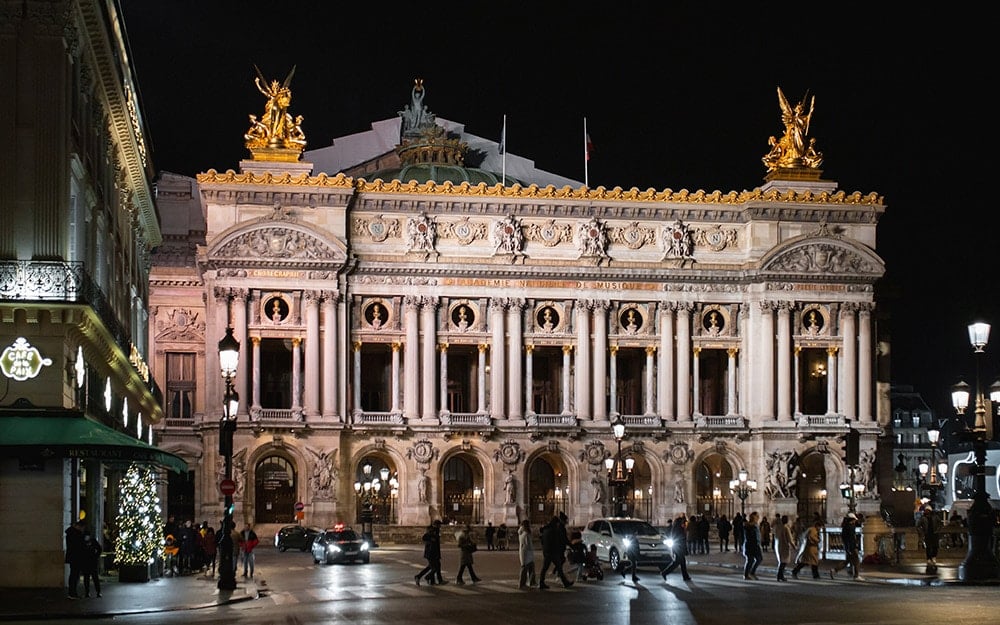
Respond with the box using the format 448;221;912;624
304;291;321;419
858;304;874;422
593;301;609;422
353;341;362;412
291;337;302;419
575;301;592;420
562;345;573;414
524;345;535;416
759;301;775;420
490;299;506;420
727;347;739;416
322;292;339;420
659;305;675;421
251;337;261;414
391;342;401;413
692;347;701;417
439;343;449;415
826;346;839;416
232;289;248;416
507;300;524;421
645;345;657;416
478;344;488;413
609;345;619;418
793;346;801;415
404;296;420;421
840;303;858;420
776;302;792;421
676;303;692;421
421;298;438;421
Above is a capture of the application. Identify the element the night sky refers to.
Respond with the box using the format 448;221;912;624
121;3;1000;417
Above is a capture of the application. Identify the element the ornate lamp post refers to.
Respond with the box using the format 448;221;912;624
472;486;482;524
950;321;1000;582
354;461;376;545
605;420;634;516
820;489;828;520
217;325;240;591
729;468;756;517
917;429;949;507
712;486;722;517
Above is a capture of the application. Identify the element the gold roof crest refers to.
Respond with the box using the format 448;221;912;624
762;87;823;179
244;65;306;162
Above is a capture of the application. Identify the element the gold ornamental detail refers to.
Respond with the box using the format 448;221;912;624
244;66;306;161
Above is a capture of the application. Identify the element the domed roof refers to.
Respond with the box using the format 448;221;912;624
362;79;521;186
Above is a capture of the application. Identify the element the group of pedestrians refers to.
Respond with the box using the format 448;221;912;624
64;520;103;599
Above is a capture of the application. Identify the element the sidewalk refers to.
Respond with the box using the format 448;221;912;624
0;570;257;622
685;547;976;586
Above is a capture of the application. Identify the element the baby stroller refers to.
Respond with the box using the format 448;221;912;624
582;544;604;581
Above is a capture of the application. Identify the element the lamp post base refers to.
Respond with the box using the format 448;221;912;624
959;498;1000;582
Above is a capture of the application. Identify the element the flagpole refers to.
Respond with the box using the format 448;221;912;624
583;117;589;188
501;114;507;187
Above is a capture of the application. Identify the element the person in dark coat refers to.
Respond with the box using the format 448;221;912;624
178;520;198;574
716;514;732;552
538;513;573;589
743;511;764;580
660;515;692;581
201;526;217;577
414;521;446;585
81;531;103;598
64;520;87;598
485;521;496;551
732;513;745;554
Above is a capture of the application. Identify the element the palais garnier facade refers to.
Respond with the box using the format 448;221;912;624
150;78;887;539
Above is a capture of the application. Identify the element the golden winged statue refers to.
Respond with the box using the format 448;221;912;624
245;65;306;160
762;87;823;172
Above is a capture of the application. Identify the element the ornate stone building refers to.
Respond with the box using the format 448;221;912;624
151;80;887;539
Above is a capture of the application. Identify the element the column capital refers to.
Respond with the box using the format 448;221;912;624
562;344;574;354
826;346;839;356
646;344;658;356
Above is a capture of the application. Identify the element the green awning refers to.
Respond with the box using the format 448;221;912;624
0;415;188;473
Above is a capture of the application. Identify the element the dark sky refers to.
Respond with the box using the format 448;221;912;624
121;2;1000;417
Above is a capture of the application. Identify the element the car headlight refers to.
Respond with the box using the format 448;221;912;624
328;544;342;553
623;538;632;548
665;538;674;548
360;542;370;551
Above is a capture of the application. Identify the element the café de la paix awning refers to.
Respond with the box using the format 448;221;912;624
0;414;187;473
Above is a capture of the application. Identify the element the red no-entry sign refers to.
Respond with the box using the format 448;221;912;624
294;501;305;511
219;479;236;495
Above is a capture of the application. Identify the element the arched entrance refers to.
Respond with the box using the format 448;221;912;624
796;452;829;524
353;455;399;525
695;454;735;518
254;455;297;524
527;453;567;525
442;454;482;525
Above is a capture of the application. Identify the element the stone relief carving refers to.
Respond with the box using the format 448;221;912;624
216;227;339;260
767;243;877;274
493;439;526;469
155;308;205;342
307;447;339;499
666;441;695;465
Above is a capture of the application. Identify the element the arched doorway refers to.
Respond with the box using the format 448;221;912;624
796;452;829;525
254;455;297;524
527;453;566;525
695;454;734;518
442;455;482;525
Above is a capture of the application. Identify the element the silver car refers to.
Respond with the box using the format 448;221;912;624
581;517;673;571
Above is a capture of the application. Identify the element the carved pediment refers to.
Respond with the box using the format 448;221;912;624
761;239;883;277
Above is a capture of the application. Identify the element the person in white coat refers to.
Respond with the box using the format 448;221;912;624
518;519;537;589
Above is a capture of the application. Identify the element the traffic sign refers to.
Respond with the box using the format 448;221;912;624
294;501;305;511
219;479;236;495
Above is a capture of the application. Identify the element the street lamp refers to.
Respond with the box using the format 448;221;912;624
950;321;1000;582
729;468;757;516
217;324;240;591
712;486;721;517
354;461;377;545
917;429;949;506
472;486;482;524
820;489;828;520
605;420;634;516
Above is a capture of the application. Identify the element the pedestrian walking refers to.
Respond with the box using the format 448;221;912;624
240;524;259;578
774;514;796;581
791;517;823;579
716;514;732;552
697;514;711;555
178;519;198;574
830;512;861;579
201;526;217;577
497;523;509;550
538;513;573;589
660;515;692;581
916;506;942;568
732;512;745;554
455;524;482;584
517;519;537;588
485;521;496;551
415;520;446;585
64;520;87;598
742;511;764;580
760;515;771;553
81;531;103;598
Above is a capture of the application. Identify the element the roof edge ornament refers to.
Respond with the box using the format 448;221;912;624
762;86;824;180
244;65;306;162
396;79;467;167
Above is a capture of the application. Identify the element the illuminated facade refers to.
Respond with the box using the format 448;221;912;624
0;0;180;588
151;80;888;541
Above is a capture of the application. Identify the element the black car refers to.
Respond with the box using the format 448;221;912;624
274;525;323;552
311;524;371;564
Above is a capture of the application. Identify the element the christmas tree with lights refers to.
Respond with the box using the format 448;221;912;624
115;463;163;576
